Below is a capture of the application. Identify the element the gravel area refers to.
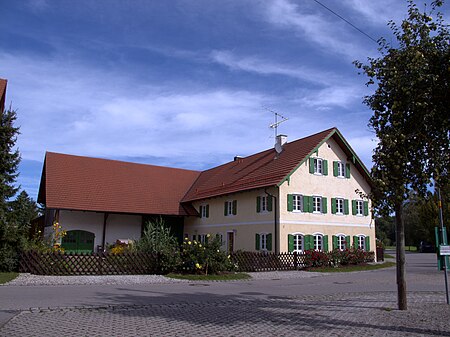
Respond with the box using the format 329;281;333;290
3;270;325;286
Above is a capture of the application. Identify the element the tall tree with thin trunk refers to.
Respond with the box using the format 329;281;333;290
355;0;449;310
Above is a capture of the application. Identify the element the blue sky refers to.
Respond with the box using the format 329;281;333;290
1;0;447;201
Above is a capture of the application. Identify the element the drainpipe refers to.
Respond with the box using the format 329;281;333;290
101;213;109;252
265;187;278;254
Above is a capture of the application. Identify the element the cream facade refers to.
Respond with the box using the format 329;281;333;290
185;137;375;255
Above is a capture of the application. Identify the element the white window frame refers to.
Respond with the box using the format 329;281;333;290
337;234;347;250
260;233;269;251
313;196;322;213
313;233;323;251
337;161;345;178
292;194;303;212
314;158;323;175
225;200;234;216
198;234;207;244
357;235;366;250
200;204;208;218
292;233;304;253
356;200;364;216
216;233;224;247
336;198;344;215
260;195;268;212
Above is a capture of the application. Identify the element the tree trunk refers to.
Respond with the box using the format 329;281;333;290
395;201;407;310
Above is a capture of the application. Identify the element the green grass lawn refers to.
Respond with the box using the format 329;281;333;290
307;261;396;273
0;272;19;284
166;272;251;281
385;246;417;252
384;253;395;259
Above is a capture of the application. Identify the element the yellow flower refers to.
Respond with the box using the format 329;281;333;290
184;237;189;240
188;241;191;245
206;234;211;238
195;263;201;269
217;250;220;253
199;244;202;248
193;240;197;245
227;255;231;259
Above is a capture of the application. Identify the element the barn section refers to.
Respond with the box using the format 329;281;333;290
37;152;200;252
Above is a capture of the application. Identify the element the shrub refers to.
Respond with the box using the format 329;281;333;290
133;218;180;274
303;249;330;268
179;235;234;275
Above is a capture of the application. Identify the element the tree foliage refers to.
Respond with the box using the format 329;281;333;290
355;0;449;212
354;0;449;310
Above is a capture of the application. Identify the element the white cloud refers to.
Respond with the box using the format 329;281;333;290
343;0;406;27
262;0;369;60
210;50;338;85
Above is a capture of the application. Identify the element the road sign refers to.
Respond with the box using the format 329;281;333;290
440;245;450;256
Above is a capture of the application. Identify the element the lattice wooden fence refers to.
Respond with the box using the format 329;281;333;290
20;251;161;275
231;251;306;272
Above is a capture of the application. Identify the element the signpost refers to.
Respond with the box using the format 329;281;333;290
440;245;450;256
437;187;449;305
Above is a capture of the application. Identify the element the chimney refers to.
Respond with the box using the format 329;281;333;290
275;134;287;153
234;155;243;161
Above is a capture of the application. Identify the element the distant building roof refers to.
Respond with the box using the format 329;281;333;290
38;152;201;216
0;78;7;112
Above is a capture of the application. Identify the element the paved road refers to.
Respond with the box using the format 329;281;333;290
0;252;449;336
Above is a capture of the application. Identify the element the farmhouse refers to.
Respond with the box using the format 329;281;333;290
38;127;375;255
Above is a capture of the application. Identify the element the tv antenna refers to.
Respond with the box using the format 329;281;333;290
265;107;288;139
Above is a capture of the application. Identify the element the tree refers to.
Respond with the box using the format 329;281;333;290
8;191;39;235
0;104;21;271
355;0;449;310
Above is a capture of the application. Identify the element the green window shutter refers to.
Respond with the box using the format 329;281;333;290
305;235;313;250
309;158;315;173
333;161;338;177
307;196;314;213
206;204;209;218
344;199;349;215
267;234;272;251
255;234;260;250
267;196;273;212
332;235;338;250
345;163;351;178
352;200;357;215
232;200;237;215
256;196;261;213
199;205;203;217
353;235;358;249
363;201;369;216
287;194;293;212
365;236;370;251
323;160;328;176
193;235;197;241
302;195;308;212
323;235;329;252
331;198;336;214
345;236;350;248
224;202;228;216
322;197;327;214
288;234;294;252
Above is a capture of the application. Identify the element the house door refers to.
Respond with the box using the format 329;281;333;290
62;230;95;254
227;231;234;253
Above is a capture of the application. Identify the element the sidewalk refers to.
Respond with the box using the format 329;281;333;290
1;291;448;337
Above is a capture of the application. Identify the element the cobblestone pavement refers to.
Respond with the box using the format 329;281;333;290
1;291;448;337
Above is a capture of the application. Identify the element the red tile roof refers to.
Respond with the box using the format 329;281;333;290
0;78;7;112
38;128;371;215
38;152;201;216
182;127;338;202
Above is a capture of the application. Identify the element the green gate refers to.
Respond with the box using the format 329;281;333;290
62;230;95;254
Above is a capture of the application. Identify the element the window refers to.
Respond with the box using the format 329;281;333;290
337;162;345;177
314;234;323;251
198;234;208;244
310;157;328;175
332;198;348;215
336;198;344;214
256;196;272;213
293;194;303;212
199;204;209;218
255;233;272;251
293;234;303;252
216;233;224;247
224;200;237;216
313;196;322;213
337;235;347;250
352;200;369;216
357;235;365;250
